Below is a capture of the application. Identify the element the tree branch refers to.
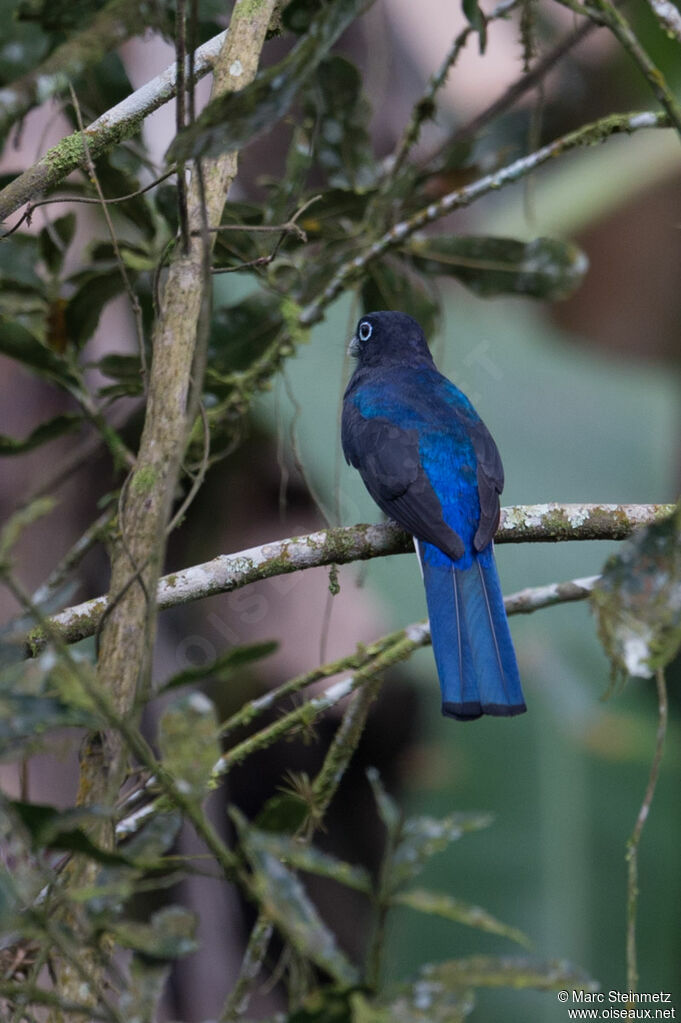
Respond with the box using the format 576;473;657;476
299;110;670;325
626;666;668;993
24;503;674;656
552;0;681;138
0;29;227;225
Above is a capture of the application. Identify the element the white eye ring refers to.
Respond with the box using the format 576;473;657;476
358;321;372;342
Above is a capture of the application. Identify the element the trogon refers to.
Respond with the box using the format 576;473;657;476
341;310;526;721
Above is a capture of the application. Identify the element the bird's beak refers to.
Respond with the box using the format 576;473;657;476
348;334;360;357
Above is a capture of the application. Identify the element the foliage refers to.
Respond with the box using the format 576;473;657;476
0;0;678;1019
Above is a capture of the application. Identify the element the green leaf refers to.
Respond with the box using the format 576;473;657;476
161;641;278;693
167;0;372;162
0;413;82;456
390;811;493;892
0;496;55;564
95;352;144;398
241;828;371;894
0;319;79;388
406;235;588;301
393;888;531;947
367;766;401;841
17;0;108;34
422;955;598;992
255;792;310;834
591;504;681;681
119;956;170;1023
111;906;198;960
306;56;376;191
270;988;355;1022
158;692;220;799
9;800;129;865
90;149;156;239
38;213;76;276
461;0;487;53
282;0;321;34
0;694;98;751
212;201;269;271
296;188;372;240
78;51;139;118
0;658;102;752
0;233;43;290
49;656;102;713
122;811;183;863
234;811;359;986
64;270;127;349
208;293;285;380
369;982;473;1023
361;258;440;338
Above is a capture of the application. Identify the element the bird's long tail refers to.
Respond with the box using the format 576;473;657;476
421;549;526;721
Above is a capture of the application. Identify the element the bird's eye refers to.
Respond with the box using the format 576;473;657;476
358;321;372;342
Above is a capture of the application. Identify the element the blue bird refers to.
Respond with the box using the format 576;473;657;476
341;311;526;721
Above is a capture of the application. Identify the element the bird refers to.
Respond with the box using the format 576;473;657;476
341;310;526;721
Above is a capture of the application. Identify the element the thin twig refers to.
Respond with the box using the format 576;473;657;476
445;15;596;148
67;83;147;377
625;666;668;993
385;26;474;185
0;170;176;240
299;109;670;324
175;0;190;254
30;508;113;607
553;0;681;137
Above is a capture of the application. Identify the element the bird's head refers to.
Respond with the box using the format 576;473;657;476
348;310;435;368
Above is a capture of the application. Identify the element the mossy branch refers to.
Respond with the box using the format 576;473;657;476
23;503;673;656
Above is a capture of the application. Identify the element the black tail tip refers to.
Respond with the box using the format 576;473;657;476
442;700;527;722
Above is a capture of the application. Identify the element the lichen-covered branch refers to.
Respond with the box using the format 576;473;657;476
299;110;670;325
0;30;227;224
26;503;673;656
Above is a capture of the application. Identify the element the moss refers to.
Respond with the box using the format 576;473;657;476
585;505;631;539
328;563;340;596
538;506;572;539
131;466;158;495
26;625;46;658
233;0;271;18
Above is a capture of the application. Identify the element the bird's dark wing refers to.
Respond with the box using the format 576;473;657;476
470;418;504;551
342;408;465;560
